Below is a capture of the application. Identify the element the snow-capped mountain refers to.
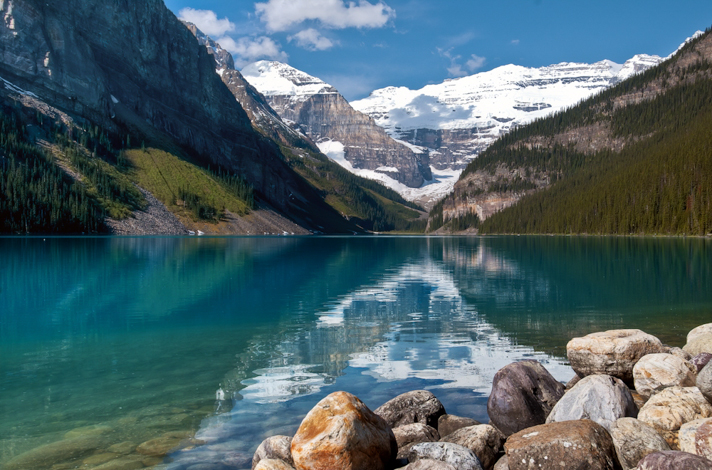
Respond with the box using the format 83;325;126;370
242;61;432;188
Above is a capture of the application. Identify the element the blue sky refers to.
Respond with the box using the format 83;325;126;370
163;0;711;100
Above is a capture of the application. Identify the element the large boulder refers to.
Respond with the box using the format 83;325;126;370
504;420;619;470
439;425;504;470
567;329;664;382
636;450;712;469
688;324;712;344
698;362;712;405
691;353;712;373
486;361;565;437
393;423;440;460
684;334;712;357
407;442;483;470
437;414;481;439
546;374;638;431
290;391;396;470
633;353;697;398
375;390;446;429
609;418;670;470
402;459;457;470
679;418;712;460
638;386;712;445
253;436;293;469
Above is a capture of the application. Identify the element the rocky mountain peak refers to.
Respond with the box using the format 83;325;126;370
242;61;339;100
181;21;235;71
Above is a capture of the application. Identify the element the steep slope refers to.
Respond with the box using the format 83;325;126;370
0;0;367;234
430;28;712;235
241;61;432;188
352;54;667;205
183;26;426;232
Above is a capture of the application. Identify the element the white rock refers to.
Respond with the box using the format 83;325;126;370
633;353;697;398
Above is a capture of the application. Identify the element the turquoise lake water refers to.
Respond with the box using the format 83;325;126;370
1;236;711;469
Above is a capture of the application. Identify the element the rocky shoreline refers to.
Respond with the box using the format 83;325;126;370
251;325;712;470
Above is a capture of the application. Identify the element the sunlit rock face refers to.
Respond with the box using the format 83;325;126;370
242;61;432;188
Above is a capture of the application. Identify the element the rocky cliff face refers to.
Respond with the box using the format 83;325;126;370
242;61;432;188
0;0;339;229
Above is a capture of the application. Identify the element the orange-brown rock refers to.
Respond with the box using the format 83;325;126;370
290;391;397;470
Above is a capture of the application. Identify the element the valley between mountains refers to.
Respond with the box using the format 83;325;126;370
0;0;710;236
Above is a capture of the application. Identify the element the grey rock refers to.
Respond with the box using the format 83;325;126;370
487;360;566;436
684;334;712;357
505;420;619;470
668;347;693;361
546;374;637;431
408;442;483;470
252;435;293;469
492;455;509;470
692;353;712;373
688;324;712;344
633;353;697;398
698;362;712;405
610;417;671;470
437;414;481;439
402;459;457;470
636;450;712;469
439;425;504;470
566;373;583;390
567;329;665;383
376;390;446;429
253;459;296;470
393;423;440;460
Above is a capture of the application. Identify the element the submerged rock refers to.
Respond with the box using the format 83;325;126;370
567;329;664;382
487;360;565;436
609;417;670;470
633;353;697;398
407;442;483;470
504;420;619;470
375;390;446;429
546;374;638;431
439;425;504;470
4;435;102;470
291;391;396;470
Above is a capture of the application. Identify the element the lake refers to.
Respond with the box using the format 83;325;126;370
1;236;710;469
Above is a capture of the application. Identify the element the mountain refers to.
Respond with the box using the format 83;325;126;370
351;55;666;207
0;0;375;234
428;29;712;235
184;24;427;233
241;61;432;188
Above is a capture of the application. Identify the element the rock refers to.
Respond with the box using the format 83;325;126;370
437;414;481;439
291;391;396;470
375;390;446;429
609;418;670;470
402;459;457;470
638;386;712;432
504;420;619;470
680;418;712;460
689;324;712;344
393;423;439;460
633;353;697;398
567;329;665;382
253;436;293;469
82;453;120;466
254;459;297;470
636;450;712;469
684;334;712;356
698;362;712;405
92;457;144;470
566;373;582;390
439;425;504;470
691;353;712;373
668;347;693;361
136;435;184;457
546;374;638;431
4;436;102;470
631;391;648;410
407;442;483;470
493;455;509;470
63;424;113;439
107;442;136;454
486;360;565;436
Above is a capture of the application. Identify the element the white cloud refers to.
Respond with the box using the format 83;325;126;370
227;36;289;69
511;39;520;45
288;29;336;51
178;8;236;37
465;54;486;72
255;0;395;32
